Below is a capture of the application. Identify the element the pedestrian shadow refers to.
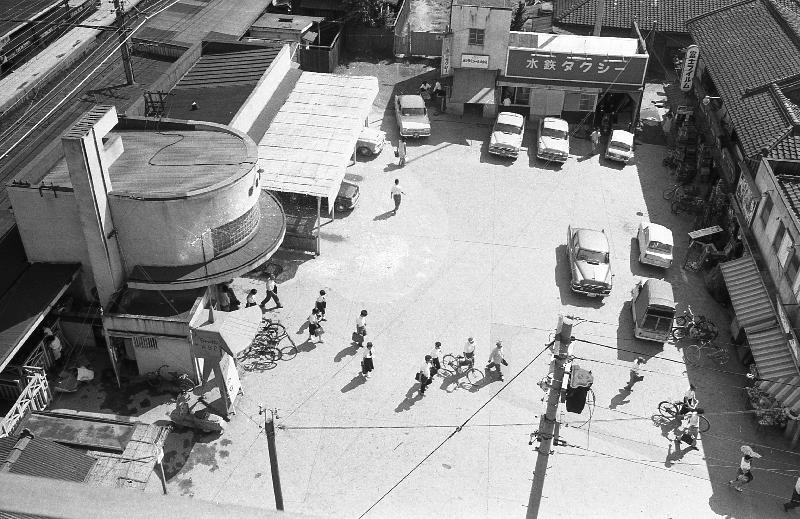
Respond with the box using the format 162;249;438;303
373;210;395;221
466;375;492;393
296;321;309;335
395;385;422;412
334;342;361;363
341;374;366;393
664;438;696;467
383;163;402;172
651;414;681;439
609;387;633;409
296;338;318;353
438;371;465;393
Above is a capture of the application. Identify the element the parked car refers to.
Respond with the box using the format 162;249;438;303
394;95;431;138
488;111;525;159
356;127;387;157
605;129;635;163
567;225;613;298
637;221;674;268
274;180;360;214
537;117;569;163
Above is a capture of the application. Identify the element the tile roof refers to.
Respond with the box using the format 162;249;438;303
553;0;739;33
687;0;800;160
0;433;96;483
777;175;800;220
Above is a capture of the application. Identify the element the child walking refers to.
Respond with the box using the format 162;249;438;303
308;308;324;343
356;309;368;344
316;290;327;321
361;342;375;378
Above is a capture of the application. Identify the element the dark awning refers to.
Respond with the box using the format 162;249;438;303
497;75;643;93
451;68;498;104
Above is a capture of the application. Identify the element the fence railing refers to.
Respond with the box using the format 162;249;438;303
0;366;51;438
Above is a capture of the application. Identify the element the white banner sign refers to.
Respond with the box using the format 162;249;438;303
461;53;489;69
680;45;699;92
441;35;453;76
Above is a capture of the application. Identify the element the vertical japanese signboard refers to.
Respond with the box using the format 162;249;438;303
441;34;452;77
505;48;648;86
680;45;699;92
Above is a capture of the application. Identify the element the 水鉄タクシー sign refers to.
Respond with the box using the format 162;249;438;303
505;49;647;86
461;54;489;69
679;45;699;92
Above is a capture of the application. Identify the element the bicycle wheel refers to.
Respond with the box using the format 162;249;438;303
280;345;297;361
684;344;703;366
442;354;456;372
265;322;287;342
708;347;730;366
466;367;484;385
663;185;678;200
658;401;677;419
699;414;710;433
675;315;688;327
671;326;687;340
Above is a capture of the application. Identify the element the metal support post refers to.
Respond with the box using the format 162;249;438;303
113;0;135;85
526;315;573;519
260;405;284;511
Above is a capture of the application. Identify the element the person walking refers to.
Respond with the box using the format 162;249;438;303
259;274;282;309
676;410;702;450
361;342;375;378
430;342;443;376
390;179;405;214
729;446;761;492
625;356;645;390
308;308;323;343
315;290;327;321
356;309;368;344
783;476;800;511
397;138;407;167
417;355;433;396
463;337;476;367
486;341;508;380
590;127;601;155
433;80;444;113
245;288;258;308
218;285;231;311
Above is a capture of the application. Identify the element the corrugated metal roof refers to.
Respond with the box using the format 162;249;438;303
0;435;96;483
747;326;798;380
719;256;777;330
256;72;378;202
760;376;800;412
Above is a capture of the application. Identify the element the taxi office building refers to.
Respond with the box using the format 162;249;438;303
444;0;649;123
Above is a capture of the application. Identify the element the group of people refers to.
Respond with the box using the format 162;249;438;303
413;339;508;396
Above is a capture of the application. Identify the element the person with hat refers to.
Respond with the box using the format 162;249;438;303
729;446;761;492
486;341;508;380
430;342;443;376
463;337;476;367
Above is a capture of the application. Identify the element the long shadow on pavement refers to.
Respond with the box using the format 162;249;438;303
395;385;423;412
341;374;367;393
334;341;361;362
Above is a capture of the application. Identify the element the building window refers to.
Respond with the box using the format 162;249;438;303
787;252;800;281
468;28;485;46
211;204;261;256
759;195;773;227
578;93;596;111
773;221;786;251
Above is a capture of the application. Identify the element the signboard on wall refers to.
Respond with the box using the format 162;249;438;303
735;174;760;227
461;53;489;69
679;45;700;92
505;48;648;86
441;35;453;76
191;328;224;360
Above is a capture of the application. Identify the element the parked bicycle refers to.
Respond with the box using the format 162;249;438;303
252;319;296;361
685;338;731;367
146;364;195;393
657;400;711;432
437;353;484;384
671;305;718;341
671;196;705;215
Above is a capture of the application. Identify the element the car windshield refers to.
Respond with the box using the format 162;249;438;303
648;241;672;254
576;248;608;264
541;126;567;140
496;122;522;134
402;107;426;116
610;140;631;151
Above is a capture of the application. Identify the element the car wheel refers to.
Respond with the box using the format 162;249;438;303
357;146;372;157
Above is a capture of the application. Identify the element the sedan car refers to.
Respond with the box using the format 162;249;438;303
488;111;525;158
567;225;613;298
394;94;431;138
637;222;674;268
537;117;569;163
605;129;634;163
356;127;387;157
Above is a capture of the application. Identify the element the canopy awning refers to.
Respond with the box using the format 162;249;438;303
191;305;263;358
452;68;497;104
256;72;378;207
719;256;777;331
748;326;799;380
759;376;800;412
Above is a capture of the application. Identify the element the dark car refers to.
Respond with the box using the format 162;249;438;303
273;180;360;215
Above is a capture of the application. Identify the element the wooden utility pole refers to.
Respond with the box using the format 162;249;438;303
113;0;135;84
526;315;573;519
260;405;285;511
592;0;605;36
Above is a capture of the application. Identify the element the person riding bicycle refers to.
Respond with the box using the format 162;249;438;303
486;341;508;380
462;337;476;367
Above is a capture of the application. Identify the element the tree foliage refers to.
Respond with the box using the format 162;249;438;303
510;1;526;30
345;0;391;27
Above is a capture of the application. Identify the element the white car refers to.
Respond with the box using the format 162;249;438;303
488;112;525;158
605;129;635;163
356;127;386;157
394;95;431;138
537;117;569;163
637;222;674;268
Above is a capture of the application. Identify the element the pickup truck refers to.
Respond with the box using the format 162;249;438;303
394;95;431;138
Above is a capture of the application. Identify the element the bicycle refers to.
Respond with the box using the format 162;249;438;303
663;183;686;200
685;338;731;367
671;305;718;341
145;364;195;393
671;196;705;216
657;401;711;432
252;319;296;361
438;353;484;384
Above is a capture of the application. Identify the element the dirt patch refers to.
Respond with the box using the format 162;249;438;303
408;0;449;32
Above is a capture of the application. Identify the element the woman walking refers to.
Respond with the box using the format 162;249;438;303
417;355;433;396
729;446;761;492
356;309;368;344
316;290;327;321
308;308;324;343
361;342;375;378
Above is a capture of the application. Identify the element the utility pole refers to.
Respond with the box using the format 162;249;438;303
113;0;135;85
260;405;284;511
526;315;573;519
592;0;605;36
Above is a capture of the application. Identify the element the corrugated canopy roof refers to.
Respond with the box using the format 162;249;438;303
256;72;379;202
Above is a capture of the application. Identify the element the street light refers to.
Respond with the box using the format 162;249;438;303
702;95;722;106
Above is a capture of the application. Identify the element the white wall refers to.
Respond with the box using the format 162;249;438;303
230;45;292;135
449;4;511;72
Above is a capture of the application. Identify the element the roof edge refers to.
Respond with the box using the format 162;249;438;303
686;0;757;26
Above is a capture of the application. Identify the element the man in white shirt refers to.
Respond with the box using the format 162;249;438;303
259;274;282;309
390;179;406;214
678;410;701;450
625;356;645;391
430;342;443;375
486;341;508;380
463;337;476;367
418;356;432;395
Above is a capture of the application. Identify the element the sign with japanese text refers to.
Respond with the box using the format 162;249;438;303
191;329;224;360
441;35;452;76
735;173;759;226
680;45;699;92
461;53;489;69
505;48;647;86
